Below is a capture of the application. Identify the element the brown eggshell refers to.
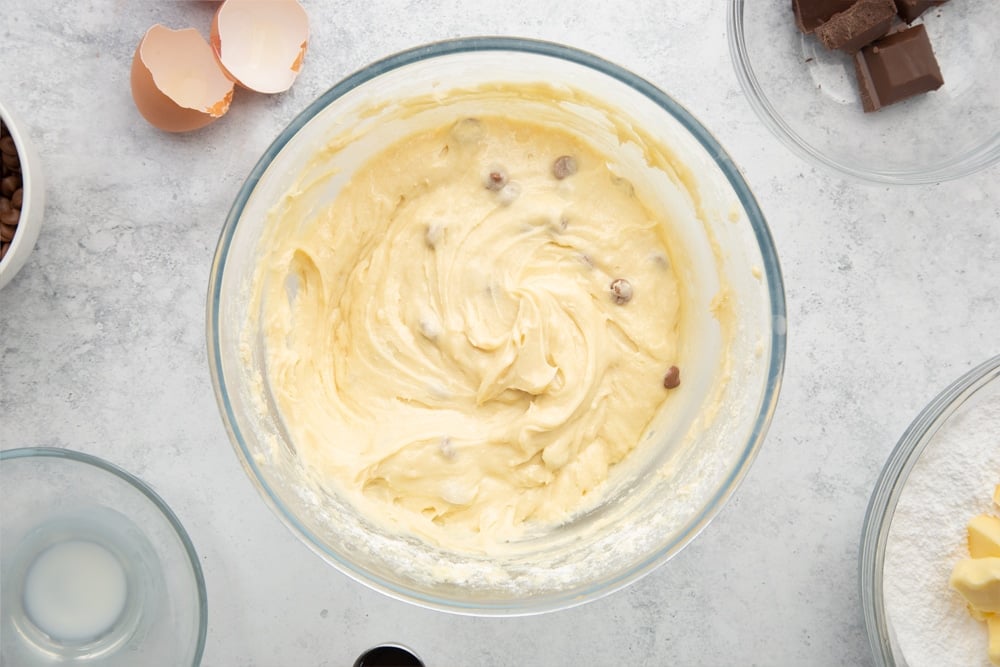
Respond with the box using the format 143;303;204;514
130;25;235;133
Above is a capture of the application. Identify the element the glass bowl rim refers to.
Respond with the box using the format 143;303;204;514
858;354;1000;666
0;446;209;666
727;0;1000;185
207;35;787;616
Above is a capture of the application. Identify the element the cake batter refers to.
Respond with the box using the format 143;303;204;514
254;115;684;550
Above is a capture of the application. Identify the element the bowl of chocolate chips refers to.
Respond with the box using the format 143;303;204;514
728;0;1000;184
0;100;44;289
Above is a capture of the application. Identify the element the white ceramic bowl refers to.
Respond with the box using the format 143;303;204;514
0;100;45;289
209;38;787;614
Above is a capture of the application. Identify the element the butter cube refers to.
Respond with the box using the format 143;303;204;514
952;558;1000;614
970;515;1000;558
988;614;1000;666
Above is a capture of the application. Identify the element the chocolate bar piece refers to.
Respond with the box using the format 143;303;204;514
894;0;949;23
793;0;855;33
853;24;943;112
816;0;897;52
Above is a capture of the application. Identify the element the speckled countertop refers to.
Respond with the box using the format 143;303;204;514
1;2;997;665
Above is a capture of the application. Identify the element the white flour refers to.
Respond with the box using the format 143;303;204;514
884;386;1000;667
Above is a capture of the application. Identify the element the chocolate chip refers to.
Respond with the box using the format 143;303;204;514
0;242;8;261
484;164;508;191
610;278;633;304
0;223;15;242
0;174;18;197
11;188;22;209
552;155;578;179
0;136;16;157
663;366;681;389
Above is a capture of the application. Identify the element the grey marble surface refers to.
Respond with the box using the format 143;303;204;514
1;1;997;665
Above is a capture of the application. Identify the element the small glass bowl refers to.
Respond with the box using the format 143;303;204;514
728;0;1000;184
0;448;207;666
860;356;1000;666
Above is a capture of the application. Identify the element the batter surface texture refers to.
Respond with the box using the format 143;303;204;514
255;115;683;550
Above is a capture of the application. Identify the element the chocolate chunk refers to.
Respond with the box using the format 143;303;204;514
894;0;948;23
853;24;943;112
815;0;897;53
793;0;855;33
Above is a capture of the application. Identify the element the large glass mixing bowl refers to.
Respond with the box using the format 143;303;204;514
208;37;786;615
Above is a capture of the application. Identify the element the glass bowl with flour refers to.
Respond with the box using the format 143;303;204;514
208;37;786;614
861;355;1000;666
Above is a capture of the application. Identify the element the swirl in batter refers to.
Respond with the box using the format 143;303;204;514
257;116;683;550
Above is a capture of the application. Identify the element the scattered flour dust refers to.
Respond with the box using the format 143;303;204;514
884;386;1000;667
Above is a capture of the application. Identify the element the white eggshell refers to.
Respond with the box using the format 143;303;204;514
210;0;309;94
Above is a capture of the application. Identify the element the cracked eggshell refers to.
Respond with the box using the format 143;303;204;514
210;0;309;94
131;25;235;133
